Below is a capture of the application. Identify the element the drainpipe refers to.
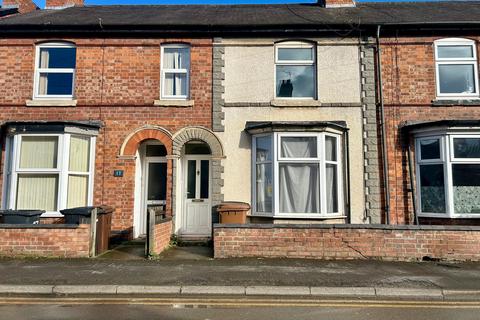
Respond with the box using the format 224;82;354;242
376;25;391;224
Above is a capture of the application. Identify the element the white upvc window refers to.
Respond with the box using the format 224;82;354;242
275;42;316;99
434;38;479;99
33;42;77;99
252;132;343;218
161;44;190;100
4;133;96;217
416;132;480;218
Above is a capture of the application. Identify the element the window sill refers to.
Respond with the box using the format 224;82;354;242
153;99;194;107
26;99;77;107
418;214;480;219
432;99;480;106
270;99;322;107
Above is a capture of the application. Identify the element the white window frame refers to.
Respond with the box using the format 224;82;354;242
160;44;190;100
434;38;479;99
4;133;96;217
251;134;274;217
252;131;343;218
33;42;76;100
416;131;480;218
274;42;317;100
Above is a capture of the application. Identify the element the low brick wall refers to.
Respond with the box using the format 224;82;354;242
151;218;172;255
214;224;480;262
0;224;91;258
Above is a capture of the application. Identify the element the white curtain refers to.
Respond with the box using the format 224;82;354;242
326;164;338;213
38;49;50;95
16;175;58;211
281;137;316;158
279;164;320;213
163;48;188;96
67;175;88;208
69;136;90;172
20;136;58;169
325;136;337;161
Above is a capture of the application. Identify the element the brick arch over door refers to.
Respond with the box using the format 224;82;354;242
120;125;173;157
172;126;224;158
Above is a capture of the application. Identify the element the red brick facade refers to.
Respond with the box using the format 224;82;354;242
151;218;172;255
214;225;480;261
0;224;90;258
381;35;480;225
0;38;213;237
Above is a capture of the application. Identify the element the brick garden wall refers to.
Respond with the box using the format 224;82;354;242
151;218;172;255
0;38;213;238
0;224;91;258
380;34;480;225
214;224;480;261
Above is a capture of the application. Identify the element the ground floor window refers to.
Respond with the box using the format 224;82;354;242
4;133;96;216
252;132;343;218
416;133;480;217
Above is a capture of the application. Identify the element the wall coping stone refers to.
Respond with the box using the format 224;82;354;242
0;224;85;229
214;223;480;232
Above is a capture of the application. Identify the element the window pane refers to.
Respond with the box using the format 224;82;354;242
163;47;189;69
69;136;90;172
187;160;196;199
420;138;440;160
200;160;209;199
453;164;480;214
16;174;58;211
20;136;58;169
281;137;317;158
67;175;88;208
38;72;74;96
148;163;167;201
39;47;76;69
256;163;273;213
279;163;320;213
419;164;446;213
438;64;476;94
437;45;473;59
326;164;338;213
453;138;480;158
276;65;315;98
146;144;167;157
278;47;313;61
325;136;337;161
256;136;272;162
185;142;211;155
164;73;187;96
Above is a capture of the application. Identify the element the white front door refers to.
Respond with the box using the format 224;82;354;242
182;157;211;237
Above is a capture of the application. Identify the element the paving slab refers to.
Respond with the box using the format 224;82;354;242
0;285;53;294
375;287;443;299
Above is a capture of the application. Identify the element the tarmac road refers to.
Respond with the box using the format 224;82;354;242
0;297;479;320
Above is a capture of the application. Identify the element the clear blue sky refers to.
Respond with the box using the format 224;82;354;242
1;0;453;9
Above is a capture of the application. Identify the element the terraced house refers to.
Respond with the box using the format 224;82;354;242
2;0;480;260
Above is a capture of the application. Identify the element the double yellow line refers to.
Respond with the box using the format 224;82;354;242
0;297;479;309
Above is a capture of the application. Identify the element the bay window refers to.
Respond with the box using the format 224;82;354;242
434;38;479;99
4;132;95;216
252;132;343;218
416;133;480;217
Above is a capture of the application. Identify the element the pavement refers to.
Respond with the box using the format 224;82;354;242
1;246;480;301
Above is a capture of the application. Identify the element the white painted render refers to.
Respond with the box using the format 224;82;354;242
218;106;365;224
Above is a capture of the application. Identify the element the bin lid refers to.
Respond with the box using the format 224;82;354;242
60;206;97;216
217;202;251;212
0;210;45;216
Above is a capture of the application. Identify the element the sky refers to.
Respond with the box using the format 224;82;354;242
2;0;453;9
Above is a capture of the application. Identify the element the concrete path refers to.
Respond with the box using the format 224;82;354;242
1;257;480;300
